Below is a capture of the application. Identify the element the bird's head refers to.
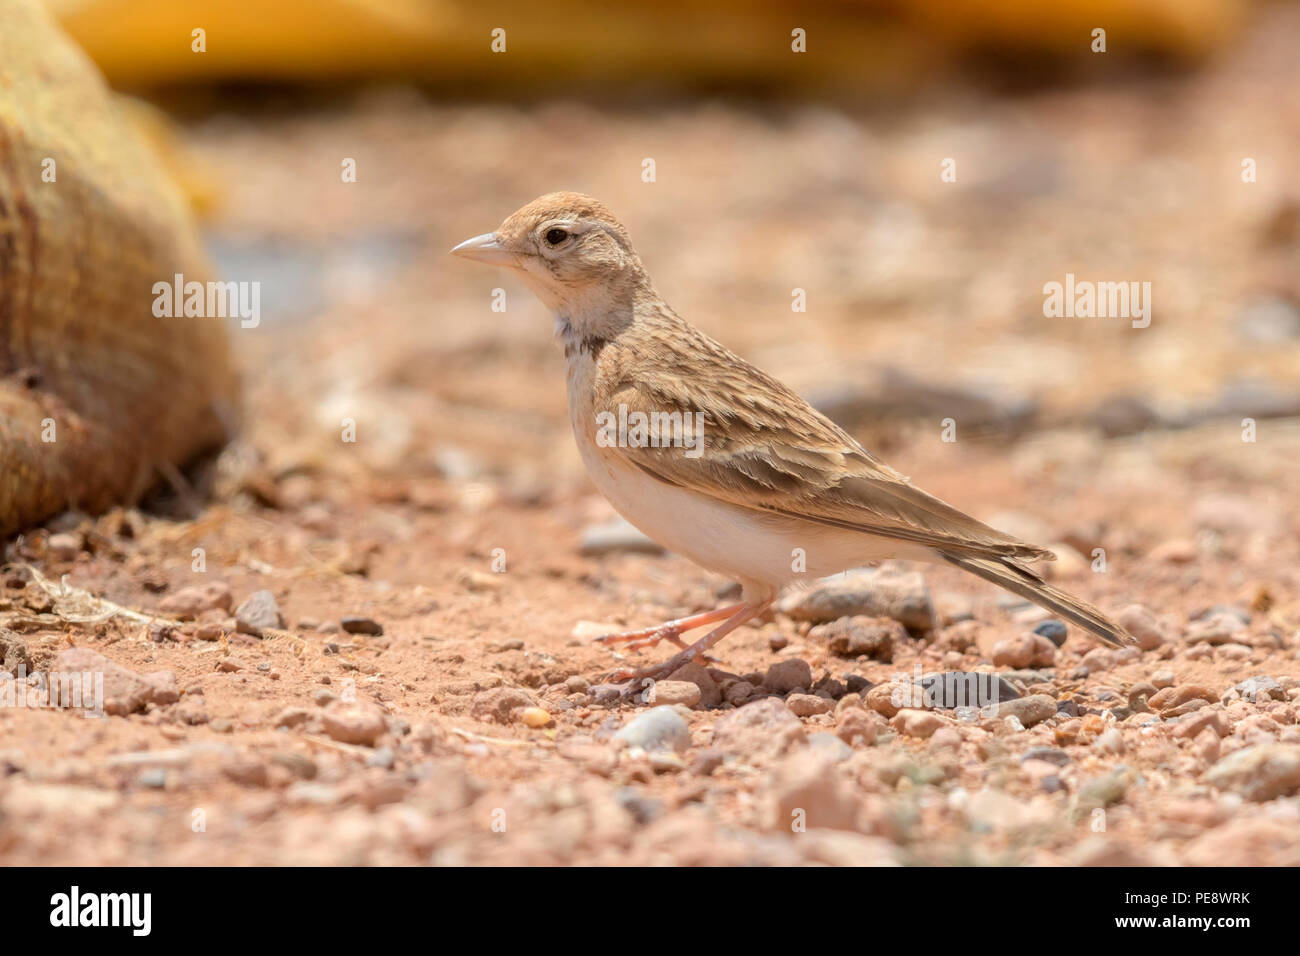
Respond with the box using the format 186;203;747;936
451;192;649;326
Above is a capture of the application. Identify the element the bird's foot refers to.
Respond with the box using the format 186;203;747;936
591;603;744;654
599;601;771;694
593;623;689;653
604;650;724;687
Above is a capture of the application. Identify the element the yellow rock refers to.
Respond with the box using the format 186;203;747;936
521;707;551;728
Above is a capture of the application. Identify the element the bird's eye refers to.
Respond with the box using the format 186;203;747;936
544;228;569;246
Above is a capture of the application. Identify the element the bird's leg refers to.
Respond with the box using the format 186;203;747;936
607;601;771;685
592;603;745;653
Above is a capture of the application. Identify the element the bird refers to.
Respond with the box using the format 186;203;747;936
452;192;1135;684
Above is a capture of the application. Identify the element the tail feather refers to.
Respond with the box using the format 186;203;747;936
939;552;1136;649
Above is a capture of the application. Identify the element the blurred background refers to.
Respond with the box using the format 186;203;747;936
18;0;1300;544
38;0;1300;488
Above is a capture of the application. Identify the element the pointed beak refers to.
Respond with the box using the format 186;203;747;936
450;232;517;266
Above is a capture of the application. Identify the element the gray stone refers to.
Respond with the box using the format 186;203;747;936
579;517;664;556
920;671;1020;709
1021;746;1070;767
1225;675;1286;703
1091;394;1162;438
665;662;721;708
779;567;936;633
235;590;284;637
137;768;168;789
763;750;858;831
807;732;853;762
811;615;901;661
1074;767;1134;813
612;706;690;754
52;647;176;716
1033;619;1069;647
763;658;813;694
158;582;233;620
1237;297;1300;344
993;694;1057;728
711;697;806;758
1207;745;1300;802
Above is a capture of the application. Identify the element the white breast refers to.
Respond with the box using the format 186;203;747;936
563;344;928;599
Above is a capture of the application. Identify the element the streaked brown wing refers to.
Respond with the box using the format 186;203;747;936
597;329;1051;562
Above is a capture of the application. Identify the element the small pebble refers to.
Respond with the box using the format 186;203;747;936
1033;619;1069;647
565;675;590;694
807;731;854;761
723;681;754;705
648;681;701;709
763;658;812;694
234;590;284;637
891;709;947;738
1021;746;1070;767
521;707;552;728
995;694;1057;728
612;706;691;754
648;751;685;774
341;616;384;636
690;749;725;776
787;693;832;717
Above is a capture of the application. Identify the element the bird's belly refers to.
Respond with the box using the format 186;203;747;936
563;348;929;593
575;442;920;593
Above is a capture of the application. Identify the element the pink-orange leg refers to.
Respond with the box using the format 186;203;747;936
607;601;771;685
593;603;745;653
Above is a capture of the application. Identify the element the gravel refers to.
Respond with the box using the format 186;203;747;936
1207;745;1300;801
612;706;691;754
234;590;284;637
778;568;936;633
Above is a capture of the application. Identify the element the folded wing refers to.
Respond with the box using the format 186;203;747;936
600;332;1052;563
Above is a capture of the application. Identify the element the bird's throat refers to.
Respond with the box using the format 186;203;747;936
557;316;608;361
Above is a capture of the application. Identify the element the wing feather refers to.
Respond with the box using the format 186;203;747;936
598;322;1052;563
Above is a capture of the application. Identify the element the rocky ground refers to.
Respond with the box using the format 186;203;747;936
2;418;1298;866
1;6;1299;866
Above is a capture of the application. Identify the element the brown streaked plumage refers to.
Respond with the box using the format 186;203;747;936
452;192;1135;684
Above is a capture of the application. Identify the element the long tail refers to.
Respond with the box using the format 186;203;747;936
939;552;1136;649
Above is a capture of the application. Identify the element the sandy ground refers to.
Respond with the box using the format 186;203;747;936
1;7;1299;866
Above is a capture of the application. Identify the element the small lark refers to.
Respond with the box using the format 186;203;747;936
453;193;1134;683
